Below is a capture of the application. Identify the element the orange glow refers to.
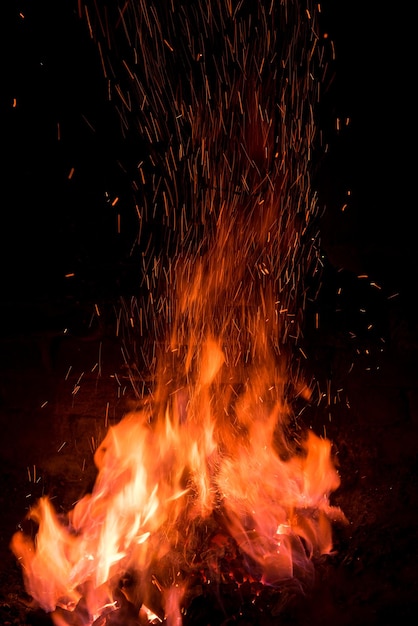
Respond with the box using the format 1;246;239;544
10;171;346;623
11;317;346;624
10;175;347;623
10;2;346;623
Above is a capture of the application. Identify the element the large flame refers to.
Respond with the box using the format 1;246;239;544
11;325;346;624
11;1;346;624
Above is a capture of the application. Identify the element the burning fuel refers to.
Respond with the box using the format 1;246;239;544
11;1;347;624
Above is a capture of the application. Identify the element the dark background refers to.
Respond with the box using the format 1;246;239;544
1;2;417;625
1;0;415;305
2;0;139;305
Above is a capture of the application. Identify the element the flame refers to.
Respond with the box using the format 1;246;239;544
11;332;346;624
10;1;346;624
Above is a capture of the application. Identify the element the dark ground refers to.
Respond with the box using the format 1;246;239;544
1;1;417;624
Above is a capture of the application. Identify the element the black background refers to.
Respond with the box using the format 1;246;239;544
2;0;140;303
1;0;415;308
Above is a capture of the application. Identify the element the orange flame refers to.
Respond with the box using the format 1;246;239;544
10;178;347;624
11;330;346;624
10;4;344;621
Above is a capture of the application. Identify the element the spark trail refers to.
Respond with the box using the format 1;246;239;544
11;3;345;625
81;0;329;392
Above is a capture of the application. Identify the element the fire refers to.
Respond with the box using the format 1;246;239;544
11;332;346;624
11;1;346;624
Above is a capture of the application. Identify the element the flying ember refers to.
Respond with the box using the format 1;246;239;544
11;1;347;624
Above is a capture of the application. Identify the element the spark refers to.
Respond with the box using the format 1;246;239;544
12;2;344;623
81;114;96;132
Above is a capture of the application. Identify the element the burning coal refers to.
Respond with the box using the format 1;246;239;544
11;1;346;624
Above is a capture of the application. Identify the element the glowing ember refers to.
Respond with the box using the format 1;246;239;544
11;1;346;624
